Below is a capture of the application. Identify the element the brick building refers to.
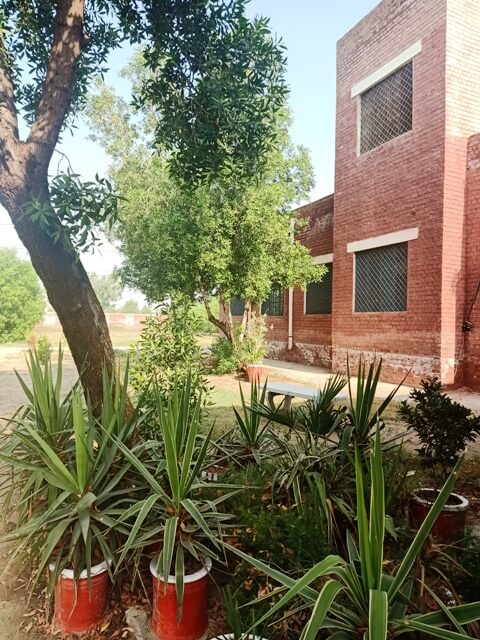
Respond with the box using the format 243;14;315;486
259;0;480;389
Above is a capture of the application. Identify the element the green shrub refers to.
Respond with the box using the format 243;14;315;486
399;377;480;482
36;335;53;365
210;315;267;374
130;302;211;432
210;336;239;374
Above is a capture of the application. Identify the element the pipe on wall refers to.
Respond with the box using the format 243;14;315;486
287;218;295;351
288;287;294;350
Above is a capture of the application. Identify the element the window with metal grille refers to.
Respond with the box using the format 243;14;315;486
262;285;284;316
230;297;245;316
360;62;413;154
355;243;408;312
305;266;333;315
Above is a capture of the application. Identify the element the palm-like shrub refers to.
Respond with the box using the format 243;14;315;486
0;353;141;595
229;429;480;639
115;376;239;606
215;381;279;465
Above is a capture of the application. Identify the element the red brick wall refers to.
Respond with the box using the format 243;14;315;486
332;0;448;385
462;134;480;389
441;0;480;385
265;195;334;367
263;0;480;388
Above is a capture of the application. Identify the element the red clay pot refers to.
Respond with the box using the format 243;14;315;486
409;488;469;543
246;364;264;383
150;557;212;640
51;561;110;634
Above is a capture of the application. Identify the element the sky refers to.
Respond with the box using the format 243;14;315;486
0;0;379;282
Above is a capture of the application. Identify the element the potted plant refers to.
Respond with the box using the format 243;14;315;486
0;350;140;634
240;316;267;383
115;375;240;640
399;377;480;541
227;428;480;639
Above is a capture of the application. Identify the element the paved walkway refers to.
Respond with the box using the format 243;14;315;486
261;359;480;413
261;359;413;400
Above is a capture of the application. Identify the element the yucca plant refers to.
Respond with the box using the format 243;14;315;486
228;427;480;639
0;356;142;596
0;346;77;520
253;374;347;440
213;380;280;467
341;358;405;452
114;375;240;608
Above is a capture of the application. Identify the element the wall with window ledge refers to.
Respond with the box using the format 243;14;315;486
261;0;480;390
332;0;447;385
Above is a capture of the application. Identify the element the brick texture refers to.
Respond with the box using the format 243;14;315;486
331;0;447;384
261;0;480;389
266;195;334;367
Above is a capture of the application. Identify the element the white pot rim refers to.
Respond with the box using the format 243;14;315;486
412;488;469;512
150;555;212;584
210;635;268;640
48;559;111;580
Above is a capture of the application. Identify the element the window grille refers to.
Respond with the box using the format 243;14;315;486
355;243;408;312
305;266;333;315
230;297;245;317
360;62;413;153
262;285;284;316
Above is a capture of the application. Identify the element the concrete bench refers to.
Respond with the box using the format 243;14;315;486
265;381;347;413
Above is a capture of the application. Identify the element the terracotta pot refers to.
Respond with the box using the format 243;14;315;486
51;561;110;634
150;556;212;640
409;488;469;543
246;364;264;383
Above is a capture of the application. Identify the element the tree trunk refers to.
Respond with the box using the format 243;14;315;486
200;289;235;343
239;299;252;342
0;0;122;413
0;177;115;412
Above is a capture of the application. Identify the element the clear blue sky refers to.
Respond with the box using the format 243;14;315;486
0;0;380;274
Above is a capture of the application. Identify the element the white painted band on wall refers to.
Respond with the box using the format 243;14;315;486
287;287;294;350
351;40;422;97
314;253;333;264
347;227;419;254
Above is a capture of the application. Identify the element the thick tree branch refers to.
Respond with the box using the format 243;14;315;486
0;41;20;165
27;0;85;171
200;288;233;341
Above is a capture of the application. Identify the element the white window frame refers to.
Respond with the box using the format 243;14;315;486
353;40;421;155
304;254;333;315
350;228;419;313
351;40;422;98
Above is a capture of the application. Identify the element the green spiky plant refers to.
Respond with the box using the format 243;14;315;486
341;358;405;452
227;427;480;639
0;352;142;597
113;374;240;615
0;346;76;519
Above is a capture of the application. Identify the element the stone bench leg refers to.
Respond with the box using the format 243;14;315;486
267;392;293;414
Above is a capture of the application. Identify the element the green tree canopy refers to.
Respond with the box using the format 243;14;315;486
0;249;45;342
0;0;288;407
87;63;323;340
89;272;124;311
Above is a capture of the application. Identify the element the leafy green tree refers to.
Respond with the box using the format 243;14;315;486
0;0;287;407
88;65;323;343
120;299;140;314
0;249;45;342
89;272;123;311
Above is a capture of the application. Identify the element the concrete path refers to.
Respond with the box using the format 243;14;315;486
261;359;413;401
